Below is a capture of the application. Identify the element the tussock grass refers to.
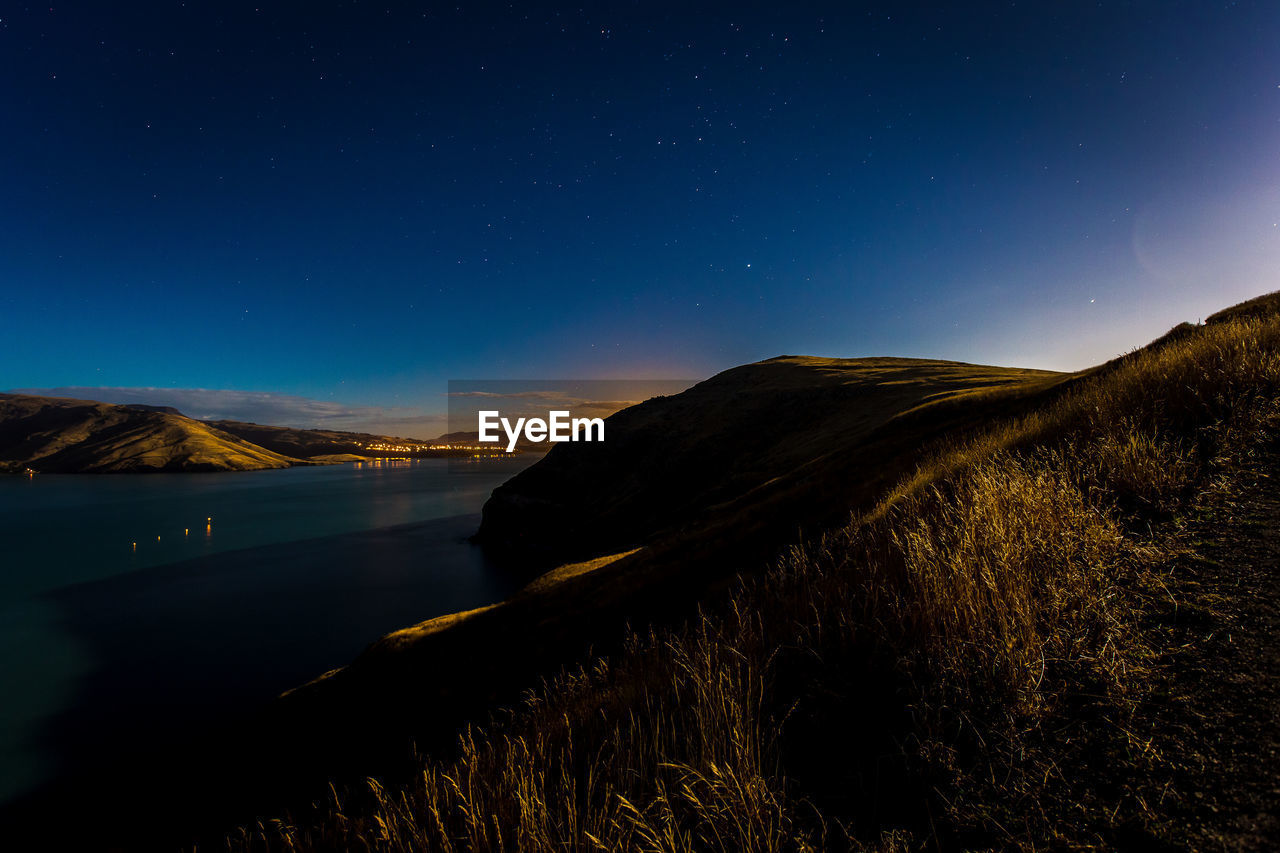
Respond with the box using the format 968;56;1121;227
228;614;817;852
221;297;1280;851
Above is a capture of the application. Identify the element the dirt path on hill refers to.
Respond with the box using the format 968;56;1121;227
1148;451;1280;850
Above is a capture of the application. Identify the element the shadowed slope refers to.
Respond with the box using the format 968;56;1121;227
239;356;1075;825
477;355;1064;565
219;292;1280;852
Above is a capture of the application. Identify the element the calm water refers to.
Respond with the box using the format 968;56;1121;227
0;456;533;804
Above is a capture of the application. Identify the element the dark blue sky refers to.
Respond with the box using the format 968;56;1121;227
3;2;1278;433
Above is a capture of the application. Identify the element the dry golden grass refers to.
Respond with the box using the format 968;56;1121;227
229;612;817;852
0;393;302;472
522;549;644;594
219;298;1280;851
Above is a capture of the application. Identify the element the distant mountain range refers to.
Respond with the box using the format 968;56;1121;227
0;393;494;473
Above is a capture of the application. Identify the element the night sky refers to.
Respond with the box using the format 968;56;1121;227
3;2;1278;434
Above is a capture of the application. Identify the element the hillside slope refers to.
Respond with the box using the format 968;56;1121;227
224;292;1280;851
207;420;422;459
0;393;303;473
189;356;1080;833
477;356;1064;563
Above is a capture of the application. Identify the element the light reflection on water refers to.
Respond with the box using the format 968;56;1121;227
0;456;533;803
0;457;524;600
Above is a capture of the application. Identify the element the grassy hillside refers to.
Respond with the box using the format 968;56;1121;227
253;357;1075;796
0;395;481;473
0;394;302;472
219;293;1280;851
477;356;1064;564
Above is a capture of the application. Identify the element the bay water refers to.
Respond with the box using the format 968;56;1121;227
0;456;533;803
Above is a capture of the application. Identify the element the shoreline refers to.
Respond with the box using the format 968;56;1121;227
4;511;521;810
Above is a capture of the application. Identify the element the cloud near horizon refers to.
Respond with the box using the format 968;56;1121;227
10;386;449;440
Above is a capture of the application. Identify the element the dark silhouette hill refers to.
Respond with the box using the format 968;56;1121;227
239;291;1280;852
227;356;1079;831
477;356;1065;564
